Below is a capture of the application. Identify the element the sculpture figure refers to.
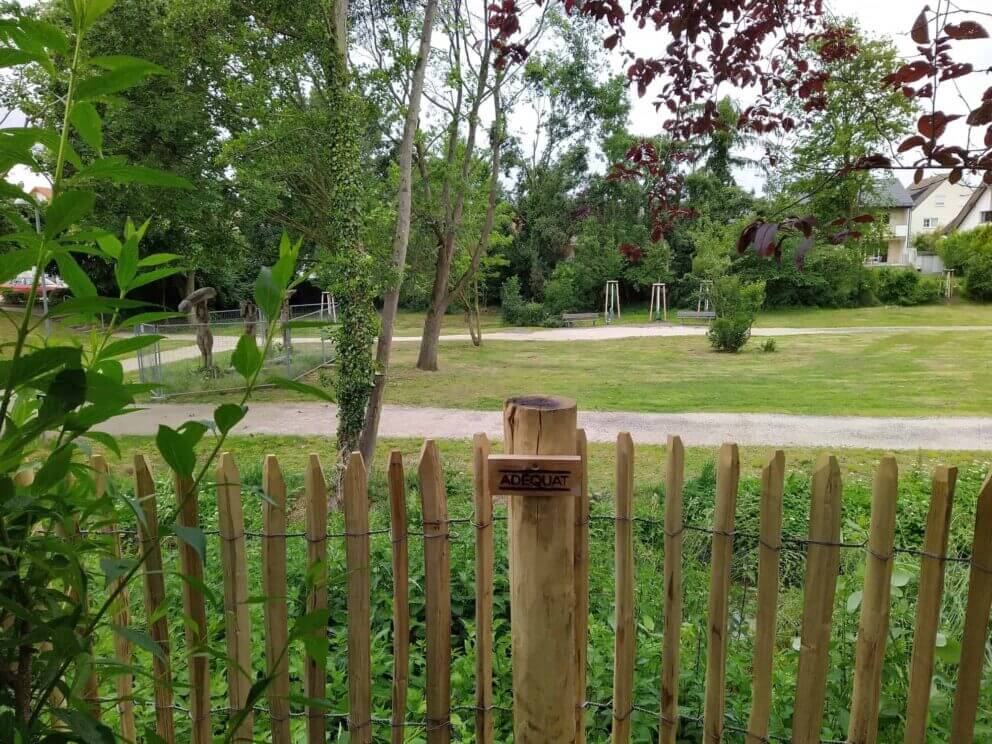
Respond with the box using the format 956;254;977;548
178;287;217;372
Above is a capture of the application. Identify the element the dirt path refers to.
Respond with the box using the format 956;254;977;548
100;402;992;451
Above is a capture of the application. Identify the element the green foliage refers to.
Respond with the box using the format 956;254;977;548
871;268;942;306
760;337;777;353
733;245;873;308
707;275;764;352
0;8;322;739
541;262;579;316
964;251;992;302
499;276;546;326
939;224;992;275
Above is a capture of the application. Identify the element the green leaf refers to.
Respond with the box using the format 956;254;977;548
119;311;182;329
52;709;115;744
0;346;80;388
40;368;87;420
846;590;863;613
53;296;151;318
100;556;136;586
173;525;206;564
0;48;46;69
18;18;69;54
253;265;283;319
99;335;163;361
110;624;166;663
96;232;121;258
230;334;261;379
138;252;180;268
267;376;335;403
33;445;73;492
0;248;38;285
129;266;183;292
82;430;120;457
76;63;165;101
891;569;912;588
55;253;97;297
88;54;164;73
214;403;247;435
44;190;96;238
78;0;118;33
155;422;207;478
70;101;103;154
73;156;192;188
115;234;140;292
934;636;961;664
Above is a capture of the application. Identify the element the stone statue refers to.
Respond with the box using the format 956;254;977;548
178;287;217;372
280;289;296;354
240;299;259;338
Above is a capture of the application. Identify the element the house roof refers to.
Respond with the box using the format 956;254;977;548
29;185;52;202
944;184;990;233
872;177;914;208
907;174;947;205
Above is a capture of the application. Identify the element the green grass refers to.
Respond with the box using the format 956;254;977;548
230;330;992;416
99;435;992;742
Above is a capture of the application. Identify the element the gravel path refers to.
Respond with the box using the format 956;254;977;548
100;402;992;451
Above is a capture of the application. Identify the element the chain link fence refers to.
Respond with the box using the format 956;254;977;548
133;303;338;399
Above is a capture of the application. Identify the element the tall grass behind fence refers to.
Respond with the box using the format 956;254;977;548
84;437;992;743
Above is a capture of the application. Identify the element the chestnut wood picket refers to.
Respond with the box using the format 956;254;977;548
95;437;992;744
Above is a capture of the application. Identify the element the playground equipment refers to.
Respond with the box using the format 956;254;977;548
604;280;621;324
178;287;217;372
697;280;713;313
320;291;338;323
649;282;668;322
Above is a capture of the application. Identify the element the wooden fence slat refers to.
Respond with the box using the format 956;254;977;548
902;465;957;744
173;472;211;744
419;440;452;744
473;434;495;744
216;452;253;742
94;455;136;743
660;435;684;744
703;443;740;744
344;452;372;744
745;450;785;744
949;471;992;743
612;433;636;743
134;454;175;744
262;456;291;744
792;454;843;744
388;450;410;744
575;428;590;744
848;456;898;744
305;454;329;744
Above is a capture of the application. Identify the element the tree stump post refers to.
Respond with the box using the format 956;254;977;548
502;395;579;743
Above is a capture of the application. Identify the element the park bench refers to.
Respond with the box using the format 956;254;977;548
676;309;716;324
562;312;599;326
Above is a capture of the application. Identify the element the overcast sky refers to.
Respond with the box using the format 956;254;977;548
5;0;987;193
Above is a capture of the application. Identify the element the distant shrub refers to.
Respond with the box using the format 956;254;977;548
541;263;580;317
872;268;940;306
939;224;992;274
760;337;777;353
500;276;525;323
964;252;992;302
708;276;765;352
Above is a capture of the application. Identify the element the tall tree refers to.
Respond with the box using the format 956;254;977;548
358;0;439;463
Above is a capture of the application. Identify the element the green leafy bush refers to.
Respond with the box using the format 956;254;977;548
541;262;579;316
938;224;992;274
871;268;941;306
707;276;765;352
500;275;525;323
964;252;992;301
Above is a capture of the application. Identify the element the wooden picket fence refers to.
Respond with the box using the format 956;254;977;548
88;431;992;744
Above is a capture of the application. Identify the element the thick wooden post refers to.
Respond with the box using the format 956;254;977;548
502;395;578;743
848;456;898;744
903;466;957;744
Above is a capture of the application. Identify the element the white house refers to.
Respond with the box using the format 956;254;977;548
907;175;974;237
944;184;992;234
868;177;915;266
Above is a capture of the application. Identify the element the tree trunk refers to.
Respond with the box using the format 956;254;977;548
359;0;439;463
185;270;196;323
415;243;454;371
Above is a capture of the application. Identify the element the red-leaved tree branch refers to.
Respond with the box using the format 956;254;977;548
489;0;990;264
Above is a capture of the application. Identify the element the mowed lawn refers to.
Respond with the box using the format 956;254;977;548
372;330;992;416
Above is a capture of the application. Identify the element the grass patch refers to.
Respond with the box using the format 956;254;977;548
98;435;992;742
225;330;992;417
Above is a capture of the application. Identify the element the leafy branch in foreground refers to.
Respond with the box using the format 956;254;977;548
0;3;328;740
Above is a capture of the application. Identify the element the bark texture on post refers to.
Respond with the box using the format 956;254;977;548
503;395;578;744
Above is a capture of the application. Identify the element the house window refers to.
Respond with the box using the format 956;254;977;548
982;211;992;223
923;217;939;229
935;195;946;206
